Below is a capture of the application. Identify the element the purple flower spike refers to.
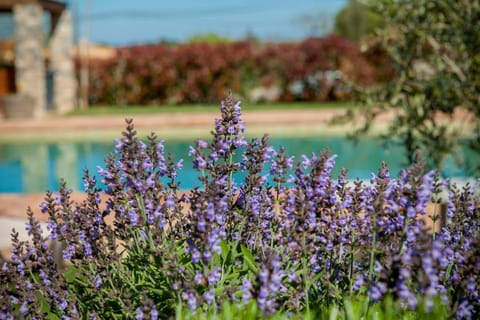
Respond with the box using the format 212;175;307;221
456;300;473;319
241;277;253;304
129;209;139;226
151;306;158;320
368;281;386;303
181;291;197;310
94;275;103;289
208;268;221;286
135;307;144;320
204;289;215;305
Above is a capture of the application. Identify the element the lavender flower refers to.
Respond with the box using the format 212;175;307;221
19;301;28;315
204;289;215;305
456;300;473;319
368;282;386;302
78;230;93;258
194;271;203;285
151;306;158;320
181;291;197;310
94;275;102;289
128;209;139;226
208;268;221;286
241;277;253;304
136;307;144;320
254;255;284;314
1;100;478;318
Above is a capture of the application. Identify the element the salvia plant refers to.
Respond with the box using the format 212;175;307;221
0;97;479;319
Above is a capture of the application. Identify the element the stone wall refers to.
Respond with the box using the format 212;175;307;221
13;3;46;118
49;10;76;114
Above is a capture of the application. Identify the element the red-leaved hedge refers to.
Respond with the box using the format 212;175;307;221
87;35;391;105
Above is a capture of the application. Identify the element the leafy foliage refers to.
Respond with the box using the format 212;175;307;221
87;36;386;105
0;99;479;319
333;0;384;42
178;295;450;320
351;0;480;173
186;33;232;44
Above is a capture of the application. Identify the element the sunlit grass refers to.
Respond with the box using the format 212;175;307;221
68;101;354;116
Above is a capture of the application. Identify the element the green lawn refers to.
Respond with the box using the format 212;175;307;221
68;101;355;116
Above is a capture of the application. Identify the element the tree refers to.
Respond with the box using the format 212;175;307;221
294;12;334;38
351;0;480;174
334;0;384;42
186;32;231;44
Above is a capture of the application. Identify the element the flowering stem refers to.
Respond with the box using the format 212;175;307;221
339;226;345;264
368;215;377;282
301;257;310;314
431;203;439;241
135;195;155;252
228;152;234;203
348;232;355;296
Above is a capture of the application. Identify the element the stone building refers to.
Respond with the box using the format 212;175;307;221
0;0;75;118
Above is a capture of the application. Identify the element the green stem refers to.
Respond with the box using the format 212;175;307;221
432;202;439;241
368;231;377;282
302;257;310;314
348;232;355;296
368;215;377;282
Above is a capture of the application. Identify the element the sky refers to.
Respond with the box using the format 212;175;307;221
70;0;347;46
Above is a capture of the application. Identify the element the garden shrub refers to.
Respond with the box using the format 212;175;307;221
87;36;388;105
348;0;480;172
0;98;478;319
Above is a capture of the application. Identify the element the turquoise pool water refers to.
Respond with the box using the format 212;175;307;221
0;137;476;193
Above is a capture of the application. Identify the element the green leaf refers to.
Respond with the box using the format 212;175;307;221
240;245;258;273
45;313;62;320
329;305;339;320
220;240;230;262
344;298;355;320
64;265;80;282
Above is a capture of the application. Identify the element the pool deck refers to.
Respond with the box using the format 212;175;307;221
0;107;472;258
0;108;388;142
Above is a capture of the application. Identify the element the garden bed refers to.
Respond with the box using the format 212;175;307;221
1;99;478;319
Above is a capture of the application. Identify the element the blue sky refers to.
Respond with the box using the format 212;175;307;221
70;0;347;46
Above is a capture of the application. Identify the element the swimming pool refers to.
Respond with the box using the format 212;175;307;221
0;136;476;193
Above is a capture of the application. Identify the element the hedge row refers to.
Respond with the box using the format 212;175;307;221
87;36;392;105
